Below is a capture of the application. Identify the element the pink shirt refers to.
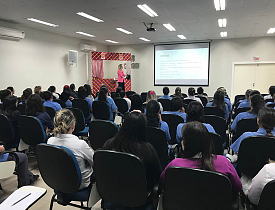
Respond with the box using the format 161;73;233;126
160;155;242;193
118;70;125;83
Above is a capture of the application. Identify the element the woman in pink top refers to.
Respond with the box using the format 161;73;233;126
117;64;125;91
160;121;242;193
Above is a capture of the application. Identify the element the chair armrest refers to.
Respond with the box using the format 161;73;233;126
152;182;161;210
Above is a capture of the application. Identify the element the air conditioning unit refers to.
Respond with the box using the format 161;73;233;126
80;43;97;52
0;26;25;39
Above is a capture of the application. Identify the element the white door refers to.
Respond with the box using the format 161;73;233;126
254;63;275;94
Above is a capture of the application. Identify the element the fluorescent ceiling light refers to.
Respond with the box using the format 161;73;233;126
137;4;158;17
267;28;275;34
163;24;176;31
139;37;150;42
76;12;104;22
177;35;186;39
218;18;227;27
106;40;119;44
27;18;58;27
220;31;227;37
214;0;225;11
116;28;133;34
76;32;95;37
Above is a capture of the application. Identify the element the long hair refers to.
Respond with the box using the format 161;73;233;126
0;89;11;102
53;109;76;136
174;87;182;97
21;88;32;105
84;84;92;96
26;94;45;116
258;108;275;137
146;100;160;127
146;90;157;103
63;85;71;93
170;97;183;111
130;94;144;112
34;86;42;94
212;90;226;110
269;86;275;97
2;96;18;120
78;86;87;99
186;101;204;122
248;94;265;115
181;121;216;171
98;86;108;102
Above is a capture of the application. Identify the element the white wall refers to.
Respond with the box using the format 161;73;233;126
0;21;107;95
107;36;275;97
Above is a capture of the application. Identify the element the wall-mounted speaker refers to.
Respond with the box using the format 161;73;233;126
68;50;78;65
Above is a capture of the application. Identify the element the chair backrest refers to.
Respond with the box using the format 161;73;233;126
0;103;2;110
92;101;110;120
72;99;89;118
114;98;128;114
126;91;135;99
0;161;16;179
182;93;188;98
161;114;184;145
36;144;81;193
196;96;207;106
235;107;250;116
94;150;148;208
182;103;188;111
257;180;275;209
17;104;25;115
163;167;232;210
204;115;227;143
146;126;168;164
67;107;85;133
233;118;258;143
44;106;56;120
265;99;274;103
53;98;66;108
234;95;245;104
18;116;46;146
88;120;118;150
141;92;147;103
209;132;223;155
111;92;120;99
0;114;15;143
204;107;224;118
158;99;171;111
182;99;196;105
267;103;275;108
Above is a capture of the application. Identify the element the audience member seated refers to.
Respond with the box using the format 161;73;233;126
60;85;74;107
20;88;32;105
217;87;232;112
48;85;59;99
231;94;265;131
184;87;202;104
145;90;163;112
160;121;242;194
176;101;216;144
0;145;39;188
206;90;229;119
48;109;94;190
264;85;275;100
266;94;275;106
1;96;21;149
162;97;187;121
0;89;11;103
34;85;42;94
116;86;122;94
119;90;131;110
26;94;54;133
158;87;172;100
196;87;207;97
173;87;185;99
69;83;78;98
84;84;94;102
94;86;118;121
43;91;62;112
129;94;144;113
7;86;15;96
238;90;258;108
78;86;93;123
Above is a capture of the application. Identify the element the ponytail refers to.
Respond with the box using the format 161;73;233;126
53;109;76;136
258;108;275;137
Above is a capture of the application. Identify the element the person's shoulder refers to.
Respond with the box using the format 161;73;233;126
214;155;230;164
47;136;56;144
160;120;168;127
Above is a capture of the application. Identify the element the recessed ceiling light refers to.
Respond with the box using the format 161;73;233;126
106;40;119;44
76;32;95;37
27;18;58;27
76;12;104;22
177;35;187;39
267;28;275;34
220;31;227;37
163;24;176;31
218;18;227;27
137;4;158;17
139;37;150;42
116;28;133;35
214;0;225;11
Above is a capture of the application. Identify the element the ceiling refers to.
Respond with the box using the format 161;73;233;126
0;0;274;45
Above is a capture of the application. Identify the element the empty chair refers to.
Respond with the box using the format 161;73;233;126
67;107;89;137
92;101;110;120
53;98;66;108
126;91;135;99
158;99;171;111
45;106;56;120
88;120;118;150
204;115;227;144
114;98;128;114
0;114;15;144
17;104;25;115
72;99;89;119
196;96;208;106
141;92;147;103
232;118;258;143
204;107;225;118
182;99;196;105
210;132;224;155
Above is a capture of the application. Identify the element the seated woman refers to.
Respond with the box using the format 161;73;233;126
78;86;93;124
144;90;163;112
20;88;32;105
1;96;21;149
173;87;186;99
231;94;265;131
94;86;118;121
160;121;242;194
26;94;54;133
0;89;11;103
60;85;74;107
162;97;187;121
129;94;144;113
237;89;252;108
176;101;216;144
84;84;94;102
48;109;94;190
206;90;229;119
48;85;59;99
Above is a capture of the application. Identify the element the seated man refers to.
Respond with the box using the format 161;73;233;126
158;87;172;100
43;91;62;112
162;97;187;121
184;87;202;104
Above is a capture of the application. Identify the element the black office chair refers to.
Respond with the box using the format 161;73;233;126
182;93;188;98
92;101;110;120
196;96;208;106
114;98;128;115
182;103;188;111
163;167;238;210
265;99;274;103
0;114;15;144
267;103;275;108
53;98;66;108
182;99;196;105
0;103;2;110
146;126;168;164
45;106;56;120
232;118;258;143
88;120;118;150
94;150;159;209
126;91;135;99
204;107;225;118
36;144;93;210
67;108;89;137
111;92;120;99
17;104;25;115
158;99;171;111
234;95;245;104
238;136;275;178
210;132;224;155
141;92;147;103
72;99;90;119
161;114;184;145
204;115;227;145
18;116;46;146
233;107;250;119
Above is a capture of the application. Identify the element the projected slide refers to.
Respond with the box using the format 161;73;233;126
154;43;210;86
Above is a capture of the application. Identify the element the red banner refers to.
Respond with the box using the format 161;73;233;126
92;52;131;61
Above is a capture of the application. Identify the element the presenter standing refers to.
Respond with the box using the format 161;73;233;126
117;64;125;91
